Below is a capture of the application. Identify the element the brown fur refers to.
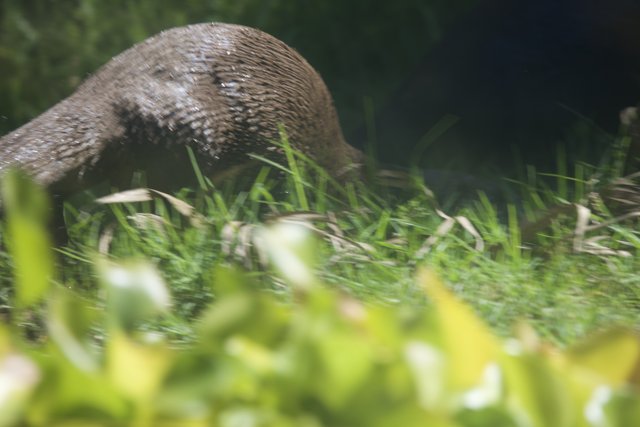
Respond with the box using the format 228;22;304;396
0;23;362;193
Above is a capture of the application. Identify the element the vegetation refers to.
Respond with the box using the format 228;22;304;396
1;2;639;425
37;139;635;344
0;135;638;423
1;167;639;426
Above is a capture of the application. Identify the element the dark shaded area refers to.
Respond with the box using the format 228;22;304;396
2;0;640;182
352;0;640;175
0;0;475;138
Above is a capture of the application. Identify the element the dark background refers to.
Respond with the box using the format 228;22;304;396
352;0;640;175
1;0;639;176
0;0;475;133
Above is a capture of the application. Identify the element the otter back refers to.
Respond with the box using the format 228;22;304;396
0;23;361;193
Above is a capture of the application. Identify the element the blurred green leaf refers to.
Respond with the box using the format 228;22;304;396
418;268;499;390
198;273;288;348
405;341;447;411
565;327;640;386
314;328;373;409
225;336;275;376
0;325;40;427
454;406;517;427
601;388;640;427
107;329;172;403
459;363;503;411
256;222;319;292
47;287;100;372
1;169;54;308
501;348;574;427
210;264;257;297
372;405;458;427
28;346;128;423
99;260;171;331
0;199;637;426
198;292;257;341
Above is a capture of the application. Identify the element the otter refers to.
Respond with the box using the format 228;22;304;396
0;23;362;194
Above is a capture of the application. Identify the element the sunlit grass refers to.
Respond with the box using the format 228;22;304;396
1;136;634;346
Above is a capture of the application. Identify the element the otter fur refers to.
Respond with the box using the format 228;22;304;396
0;23;361;194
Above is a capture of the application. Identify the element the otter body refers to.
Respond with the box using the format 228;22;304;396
0;23;361;192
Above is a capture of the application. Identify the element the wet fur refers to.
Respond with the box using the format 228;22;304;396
0;23;362;194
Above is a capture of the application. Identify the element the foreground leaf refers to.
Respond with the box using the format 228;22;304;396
418;268;499;390
565;327;640;386
1;169;54;308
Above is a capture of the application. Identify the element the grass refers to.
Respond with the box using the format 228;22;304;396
1;137;639;346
